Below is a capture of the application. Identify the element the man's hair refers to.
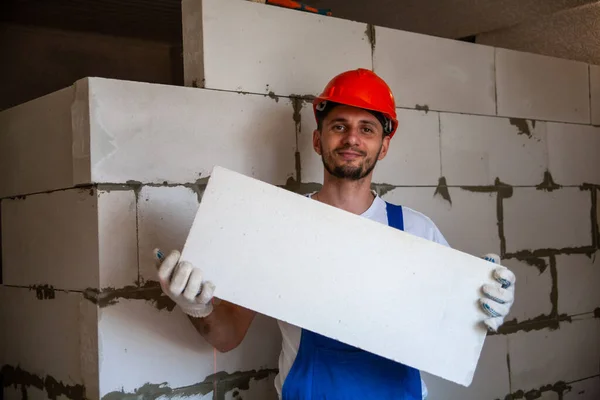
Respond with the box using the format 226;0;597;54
315;101;391;137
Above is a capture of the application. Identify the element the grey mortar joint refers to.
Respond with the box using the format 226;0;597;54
509;380;570;400
83;282;176;311
365;24;376;58
371;182;396;197
535;171;560;192
280;178;322;195
434;177;452;205
2;364;86;400
100;368;277;400
415;104;430;113
460;178;513;257
509;118;535;138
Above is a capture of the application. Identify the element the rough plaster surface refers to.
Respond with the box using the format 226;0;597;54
382;187;501;257
508;318;600;391
0;286;98;396
374;27;495;115
440;113;548;186
495;48;590;124
221;373;278;400
421;335;509;400
477;3;600;65
1;188;137;290
546;122;600;185
137;186;200;284
83;78;296;186
502;258;553;322
503;188;592;253
0;86;74;199
188;0;371;96
298;105;441;185
556;252;600;315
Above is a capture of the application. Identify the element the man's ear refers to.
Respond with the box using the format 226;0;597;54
378;135;391;161
313;129;322;155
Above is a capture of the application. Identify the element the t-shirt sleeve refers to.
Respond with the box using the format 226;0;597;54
401;206;451;248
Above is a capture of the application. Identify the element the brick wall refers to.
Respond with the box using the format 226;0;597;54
1;0;599;398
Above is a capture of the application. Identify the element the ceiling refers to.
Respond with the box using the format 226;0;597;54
2;0;598;44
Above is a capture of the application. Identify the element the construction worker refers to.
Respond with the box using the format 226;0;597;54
156;69;516;399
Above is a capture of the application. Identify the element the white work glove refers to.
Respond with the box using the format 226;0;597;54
154;248;216;319
480;253;516;332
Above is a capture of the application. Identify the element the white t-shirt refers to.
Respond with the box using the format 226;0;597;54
274;193;449;398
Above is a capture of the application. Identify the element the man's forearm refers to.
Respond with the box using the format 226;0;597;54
187;299;256;352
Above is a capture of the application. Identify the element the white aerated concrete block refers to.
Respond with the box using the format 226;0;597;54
440;113;548;186
556;252;600;315
298;105;441;185
503;188;592;253
547;122;600;185
382;187;501;257
508;318;600;391
503;258;552;322
0;78;296;198
83;78;296;186
1;188;137;290
98;299;215;397
181;167;498;386
184;0;371;96
0;87;74;198
421;335;509;400
496;48;590;123
374;28;495;115
591;65;600;125
564;376;600;400
0;286;98;399
137;186;200;283
372;109;441;185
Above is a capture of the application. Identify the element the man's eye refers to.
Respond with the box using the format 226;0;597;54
333;125;345;132
362;127;373;134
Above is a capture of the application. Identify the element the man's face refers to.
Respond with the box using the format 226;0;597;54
313;105;391;181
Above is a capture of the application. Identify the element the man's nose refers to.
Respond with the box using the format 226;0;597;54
342;126;361;146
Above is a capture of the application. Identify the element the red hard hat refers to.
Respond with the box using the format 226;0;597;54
313;68;398;138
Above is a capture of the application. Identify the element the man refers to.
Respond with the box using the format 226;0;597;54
156;68;516;399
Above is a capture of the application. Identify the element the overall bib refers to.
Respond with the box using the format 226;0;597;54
281;202;422;400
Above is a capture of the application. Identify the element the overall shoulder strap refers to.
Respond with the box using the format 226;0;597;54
385;202;404;231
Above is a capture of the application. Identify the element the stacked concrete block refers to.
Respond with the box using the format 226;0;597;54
0;77;293;399
2;0;600;399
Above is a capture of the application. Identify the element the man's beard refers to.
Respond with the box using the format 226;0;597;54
320;144;382;181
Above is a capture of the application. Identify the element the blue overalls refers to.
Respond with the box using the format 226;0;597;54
281;202;422;400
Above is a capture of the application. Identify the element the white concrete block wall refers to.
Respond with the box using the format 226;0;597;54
556;252;600;316
421;335;509;400
502;258;553;322
374;27;496;115
495;48;590;123
508;318;600;392
0;286;98;399
546;122;600;185
440;113;548;186
503;188;592;254
183;0;371;96
1;188;137;290
0;87;74;198
564;376;600;399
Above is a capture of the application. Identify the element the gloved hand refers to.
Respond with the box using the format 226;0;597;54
480;253;516;332
154;248;216;319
